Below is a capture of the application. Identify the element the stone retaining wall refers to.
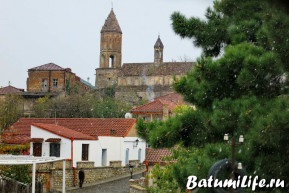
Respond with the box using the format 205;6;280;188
50;162;145;191
129;178;148;193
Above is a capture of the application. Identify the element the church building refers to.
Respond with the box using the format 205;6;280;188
95;9;194;103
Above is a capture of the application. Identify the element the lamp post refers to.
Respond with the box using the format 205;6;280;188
129;164;134;179
133;139;139;148
224;134;244;193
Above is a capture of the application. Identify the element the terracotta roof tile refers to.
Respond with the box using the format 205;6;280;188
154;93;184;103
119;62;194;76
45;138;61;143
1;118;136;144
30;138;44;142
2;134;31;144
144;148;172;164
28;63;65;71
131;93;185;114
32;123;97;140
101;9;122;33
131;100;166;114
0;86;24;95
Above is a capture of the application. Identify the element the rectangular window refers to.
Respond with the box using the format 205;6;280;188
41;79;48;92
125;148;129;165
52;79;58;87
102;149;107;166
33;143;42;157
50;143;60;157
82;144;89;161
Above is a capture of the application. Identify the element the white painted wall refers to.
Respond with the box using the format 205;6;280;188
30;125;147;167
73;140;101;167
98;136;146;166
96;137;123;167
30;125;71;159
122;137;146;165
30;125;101;167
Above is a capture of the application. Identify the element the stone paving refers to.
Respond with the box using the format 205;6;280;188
66;173;142;193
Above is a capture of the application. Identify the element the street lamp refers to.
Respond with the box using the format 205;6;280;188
128;164;134;179
133;139;139;148
224;134;244;193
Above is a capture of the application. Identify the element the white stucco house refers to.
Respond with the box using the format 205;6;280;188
29;118;146;167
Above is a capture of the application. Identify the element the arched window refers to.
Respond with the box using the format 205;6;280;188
109;55;115;68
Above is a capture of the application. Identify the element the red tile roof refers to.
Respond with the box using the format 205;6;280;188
32;123;97;140
144;148;172;165
131;93;185;114
30;138;44;142
45;138;61;143
131;100;167;114
154;93;184;103
1;118;136;144
28;63;65;71
2;134;31;144
0;86;24;95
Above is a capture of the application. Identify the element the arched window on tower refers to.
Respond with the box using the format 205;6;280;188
109;55;115;68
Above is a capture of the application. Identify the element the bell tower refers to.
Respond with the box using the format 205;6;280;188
96;9;122;89
154;35;164;64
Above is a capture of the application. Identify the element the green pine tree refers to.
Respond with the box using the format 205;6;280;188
142;1;289;192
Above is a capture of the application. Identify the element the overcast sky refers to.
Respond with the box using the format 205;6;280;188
0;0;214;90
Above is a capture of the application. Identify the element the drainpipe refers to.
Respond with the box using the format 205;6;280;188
71;137;77;186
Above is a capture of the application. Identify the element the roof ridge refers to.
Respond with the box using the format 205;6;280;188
0;85;24;94
131;99;161;110
32;123;97;140
28;63;65;71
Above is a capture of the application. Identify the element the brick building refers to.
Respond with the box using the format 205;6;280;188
95;10;194;103
27;63;94;94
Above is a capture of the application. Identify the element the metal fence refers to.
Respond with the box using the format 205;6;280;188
0;175;42;193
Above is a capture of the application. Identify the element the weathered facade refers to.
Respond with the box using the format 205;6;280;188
95;10;194;103
95;9;122;89
27;63;93;94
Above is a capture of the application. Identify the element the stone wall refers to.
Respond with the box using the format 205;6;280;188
42;160;146;191
117;75;180;87
115;85;173;104
99;32;122;69
110;161;122;167
129;178;148;193
95;68;119;89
